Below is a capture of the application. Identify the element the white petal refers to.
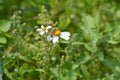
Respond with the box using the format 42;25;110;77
60;32;70;40
39;31;45;35
52;36;59;44
60;32;70;36
47;35;52;41
45;30;48;33
60;36;70;40
36;28;42;32
41;25;44;28
46;26;52;29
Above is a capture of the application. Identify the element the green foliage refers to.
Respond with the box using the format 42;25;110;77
0;61;3;80
0;0;120;80
0;20;11;47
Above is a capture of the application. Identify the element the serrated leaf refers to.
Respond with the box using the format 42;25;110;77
82;15;95;28
0;36;7;44
0;20;11;32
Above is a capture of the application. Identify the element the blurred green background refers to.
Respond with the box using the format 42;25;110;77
0;0;120;80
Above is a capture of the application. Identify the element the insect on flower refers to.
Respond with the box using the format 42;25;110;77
47;29;70;44
36;25;52;35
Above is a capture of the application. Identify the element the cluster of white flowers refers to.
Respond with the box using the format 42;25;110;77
37;25;70;44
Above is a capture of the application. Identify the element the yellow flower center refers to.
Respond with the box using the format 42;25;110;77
42;26;46;31
54;30;61;36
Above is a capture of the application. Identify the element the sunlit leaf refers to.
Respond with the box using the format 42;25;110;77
0;20;11;32
0;36;7;44
108;40;119;44
4;68;13;80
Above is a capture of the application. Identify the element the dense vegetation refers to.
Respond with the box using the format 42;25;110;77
0;0;120;80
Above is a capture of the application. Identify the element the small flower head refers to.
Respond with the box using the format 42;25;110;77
42;26;46;31
53;30;61;36
36;25;52;35
47;29;70;44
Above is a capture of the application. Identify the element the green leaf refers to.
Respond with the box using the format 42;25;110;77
108;25;120;44
59;15;71;29
4;68;13;80
97;52;104;61
0;45;2;47
0;20;11;32
103;58;120;75
3;33;12;38
105;74;120;80
35;69;45;73
108;40;119;44
72;42;84;45
94;13;100;27
114;74;120;80
116;10;120;18
105;74;115;80
50;67;59;77
81;65;90;80
18;53;31;63
84;43;97;53
82;14;95;28
72;63;80;70
75;53;90;66
62;71;77;80
0;36;7;44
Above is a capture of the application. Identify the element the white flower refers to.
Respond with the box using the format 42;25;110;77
47;29;70;44
47;35;52;41
36;25;52;35
51;56;56;61
14;68;18;72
